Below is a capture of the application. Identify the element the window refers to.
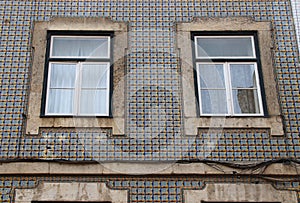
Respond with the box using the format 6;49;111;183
177;18;284;136
43;32;112;116
193;33;264;116
26;18;127;135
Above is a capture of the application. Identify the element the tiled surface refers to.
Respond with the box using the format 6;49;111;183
1;1;299;202
0;175;298;203
0;0;299;161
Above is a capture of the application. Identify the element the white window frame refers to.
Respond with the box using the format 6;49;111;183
196;62;264;116
45;61;110;116
195;35;256;59
45;34;111;116
195;34;264;116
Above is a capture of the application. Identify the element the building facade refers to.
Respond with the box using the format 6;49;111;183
0;0;299;202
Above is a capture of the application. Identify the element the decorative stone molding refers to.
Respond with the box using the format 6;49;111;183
14;182;128;203
184;183;298;203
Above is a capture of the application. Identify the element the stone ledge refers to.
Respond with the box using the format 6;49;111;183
0;162;299;175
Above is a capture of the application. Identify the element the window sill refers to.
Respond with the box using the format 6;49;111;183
198;114;265;117
184;116;284;137
40;115;113;118
26;117;125;136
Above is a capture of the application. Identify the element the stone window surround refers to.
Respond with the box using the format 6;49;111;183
184;183;298;203
26;17;128;136
14;182;127;203
177;17;284;136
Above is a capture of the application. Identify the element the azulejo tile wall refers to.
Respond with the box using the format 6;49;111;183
0;0;299;202
0;0;299;162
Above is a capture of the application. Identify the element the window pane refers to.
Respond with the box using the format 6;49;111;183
232;89;261;114
79;90;107;115
196;37;254;58
47;89;74;114
200;90;228;114
198;64;225;89
52;37;109;58
230;64;257;88
81;63;108;88
49;63;76;88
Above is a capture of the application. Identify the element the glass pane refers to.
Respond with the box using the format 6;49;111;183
81;63;108;88
196;37;254;58
230;64;257;88
49;63;76;88
232;89;261;114
79;90;107;115
52;37;109;58
198;64;225;89
200;90;228;114
47;89;74;114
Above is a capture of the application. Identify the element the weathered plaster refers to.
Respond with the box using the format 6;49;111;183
14;182;127;203
26;17;128;136
176;17;284;137
184;183;298;203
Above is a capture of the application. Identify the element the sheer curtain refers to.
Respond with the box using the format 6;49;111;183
200;89;228;114
230;64;260;114
52;37;109;58
197;37;254;58
47;63;76;114
79;63;109;115
198;64;228;114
